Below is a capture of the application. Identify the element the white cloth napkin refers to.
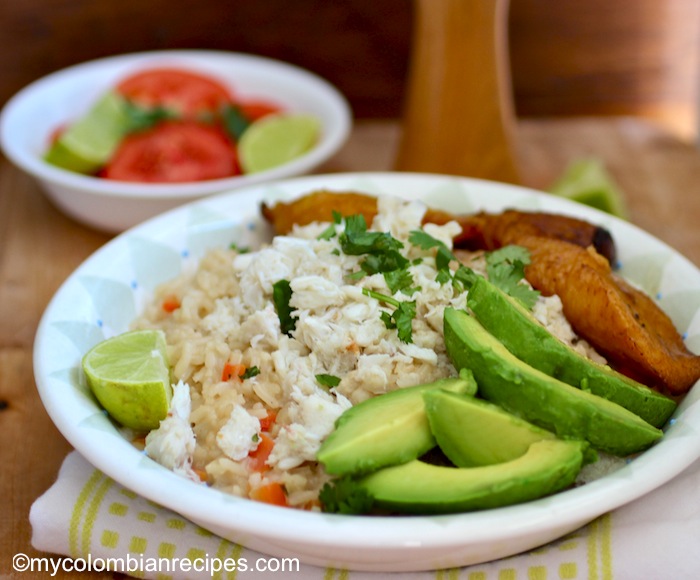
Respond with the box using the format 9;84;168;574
30;451;700;579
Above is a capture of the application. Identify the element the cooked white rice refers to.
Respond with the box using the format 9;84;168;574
132;195;608;508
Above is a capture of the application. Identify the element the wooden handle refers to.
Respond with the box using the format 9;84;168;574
394;0;520;183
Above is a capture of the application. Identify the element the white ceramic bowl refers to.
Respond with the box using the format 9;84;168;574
0;50;351;233
33;173;700;572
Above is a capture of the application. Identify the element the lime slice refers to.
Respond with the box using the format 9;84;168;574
82;329;172;431
549;158;628;219
44;91;131;174
238;113;320;174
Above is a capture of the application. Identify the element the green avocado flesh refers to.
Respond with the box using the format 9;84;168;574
467;276;676;427
357;439;586;514
443;308;663;456
317;372;477;476
423;389;556;467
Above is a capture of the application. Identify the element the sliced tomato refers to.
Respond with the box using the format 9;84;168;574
102;121;239;183
116;68;234;117
238;100;284;122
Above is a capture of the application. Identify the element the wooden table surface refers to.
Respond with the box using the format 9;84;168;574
1;117;699;578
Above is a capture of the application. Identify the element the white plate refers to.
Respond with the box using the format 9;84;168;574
33;172;700;572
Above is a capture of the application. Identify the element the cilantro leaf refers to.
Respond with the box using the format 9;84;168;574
362;288;416;343
488;245;532;268
501;281;540;310
317;223;337;241
436;268;453;285
435;245;454;271
242;366;260;379
383;268;416;295
380;310;395;329
408;229;456;286
229;242;250;253
316;374;341;388
123;100;178;133
339;214;414;293
345;270;367;282
360;251;409;275
485;246;540;309
272;279;297;336
319;478;374;514
453;264;478;290
408;229;447;251
393;300;417;343
362;288;400;308
221;104;251;140
339;215;404;259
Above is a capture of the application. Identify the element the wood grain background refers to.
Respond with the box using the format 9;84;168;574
1;0;698;137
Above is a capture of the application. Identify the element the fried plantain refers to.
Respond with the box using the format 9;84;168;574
261;190;616;263
516;235;700;395
261;190;378;237
448;210;617;266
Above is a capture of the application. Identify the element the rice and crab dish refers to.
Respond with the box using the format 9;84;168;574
84;191;697;513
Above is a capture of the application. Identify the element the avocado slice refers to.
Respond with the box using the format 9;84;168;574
317;371;477;476
357;439;586;514
467;275;676;427
423;389;557;467
443;308;663;456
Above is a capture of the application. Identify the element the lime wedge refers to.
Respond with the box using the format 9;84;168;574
549;158;628;219
82;329;172;431
238;113;320;174
45;91;131;174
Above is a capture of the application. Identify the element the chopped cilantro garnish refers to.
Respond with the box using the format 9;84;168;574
345;270;367;282
453;264;478;289
123;100;177;133
362;288;401;308
338;213;415;294
408;229;448;252
339;215;409;280
380;310;395;329
362;288;416;343
316;374;341;388
383;268;417;295
435;245;454;271
221;104;251;140
229;242;250;254
392;300;417;343
408;229;457;286
340;215;404;256
408;230;538;308
272;279;297;336
337;223;528;342
242;366;260;379
317;223;337;241
319;477;374;514
485;246;540;309
436;268;453;285
360;251;409;275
